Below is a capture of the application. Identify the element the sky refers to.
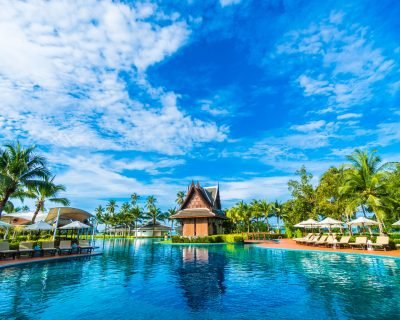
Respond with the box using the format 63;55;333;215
0;0;399;212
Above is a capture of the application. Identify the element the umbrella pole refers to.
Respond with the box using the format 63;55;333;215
52;207;61;240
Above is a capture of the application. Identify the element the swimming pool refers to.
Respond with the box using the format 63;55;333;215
1;239;399;319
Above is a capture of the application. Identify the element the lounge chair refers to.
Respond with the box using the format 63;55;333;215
58;240;72;255
314;235;328;246
0;241;18;260
78;240;94;254
294;233;312;244
18;242;35;257
304;235;322;245
41;241;57;256
321;235;335;247
349;237;367;250
335;236;351;248
371;236;390;251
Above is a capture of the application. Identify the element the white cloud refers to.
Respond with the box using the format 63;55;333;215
278;11;395;109
0;0;227;155
336;113;362;120
220;0;242;7
291;120;326;132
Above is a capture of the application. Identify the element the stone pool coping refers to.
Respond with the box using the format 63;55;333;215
255;239;400;259
0;252;103;269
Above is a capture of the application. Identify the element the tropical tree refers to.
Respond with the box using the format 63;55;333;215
27;176;70;223
130;193;139;206
166;207;177;231
340;149;393;234
145;195;157;211
144;206;166;236
257;200;272;231
106;200;118;216
131;205;143;237
94;205;105;233
176;191;185;206
271;200;285;233
0;142;49;217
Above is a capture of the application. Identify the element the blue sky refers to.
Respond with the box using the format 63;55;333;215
0;0;399;211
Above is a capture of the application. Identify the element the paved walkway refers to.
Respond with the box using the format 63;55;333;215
0;252;102;268
251;239;400;258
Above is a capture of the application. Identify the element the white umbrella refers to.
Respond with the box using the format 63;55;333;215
298;219;318;228
392;220;400;226
25;220;54;231
59;221;90;229
317;218;344;234
349;217;378;235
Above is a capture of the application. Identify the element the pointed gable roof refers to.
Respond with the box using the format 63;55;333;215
179;181;213;210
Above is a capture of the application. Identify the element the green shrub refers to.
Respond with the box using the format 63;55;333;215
285;228;293;238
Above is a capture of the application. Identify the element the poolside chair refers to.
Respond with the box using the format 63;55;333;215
335;236;351;248
321;235;335;247
349;237;367;250
305;235;322;245
18;242;35;257
314;235;328;246
58;240;72;255
294;233;312;244
78;240;94;254
0;241;18;260
371;236;390;251
41;241;57;256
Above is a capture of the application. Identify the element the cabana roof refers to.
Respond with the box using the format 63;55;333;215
45;207;93;226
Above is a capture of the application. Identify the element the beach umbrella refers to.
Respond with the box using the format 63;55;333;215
25;220;54;231
59;221;90;240
392;220;400;226
295;219;318;232
59;221;90;229
317;218;344;233
348;217;378;235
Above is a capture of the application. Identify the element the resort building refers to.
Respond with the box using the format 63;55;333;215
171;182;226;236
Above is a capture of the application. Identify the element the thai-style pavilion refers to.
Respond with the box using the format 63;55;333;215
171;182;226;236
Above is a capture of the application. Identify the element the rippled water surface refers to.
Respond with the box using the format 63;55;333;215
1;239;399;320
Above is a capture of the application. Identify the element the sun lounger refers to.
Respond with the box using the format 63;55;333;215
321;235;335;247
294;233;312;244
78;240;94;254
18;242;35;257
58;240;72;255
41;241;57;256
305;235;322;245
0;241;18;260
371;236;390;251
334;236;350;248
314;235;328;246
349;237;367;250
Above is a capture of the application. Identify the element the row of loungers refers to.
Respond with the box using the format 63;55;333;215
294;234;390;251
0;240;96;260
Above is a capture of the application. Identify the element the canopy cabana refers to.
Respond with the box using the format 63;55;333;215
1;211;47;225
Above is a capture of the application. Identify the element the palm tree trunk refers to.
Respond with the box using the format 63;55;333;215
361;204;367;218
31;204;41;223
0;192;11;217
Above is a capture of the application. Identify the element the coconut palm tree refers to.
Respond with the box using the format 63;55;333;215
130;193;139;206
271;200;285;233
0;142;49;217
106;200;118;215
176;191;185;206
340;149;392;234
144;206;166;236
145;195;157;211
27;176;70;223
166;207;177;231
131;205;143;238
257;200;272;231
237;201;252;233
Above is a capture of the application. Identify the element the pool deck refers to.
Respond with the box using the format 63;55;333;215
251;239;400;258
0;251;102;269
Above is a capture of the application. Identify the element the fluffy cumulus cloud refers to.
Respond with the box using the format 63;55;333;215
0;0;226;155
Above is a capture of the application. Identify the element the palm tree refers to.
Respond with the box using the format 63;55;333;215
27;176;70;223
145;206;166;236
130;193;139;206
131;205;143;238
145;195;157;211
0;142;49;217
257;200;272;231
271;201;285;233
176;191;185;206
166;207;177;231
94;205;105;235
237;201;252;233
106;200;118;215
340;149;392;234
249;199;263;231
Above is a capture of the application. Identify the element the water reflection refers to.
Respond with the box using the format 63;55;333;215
177;246;227;310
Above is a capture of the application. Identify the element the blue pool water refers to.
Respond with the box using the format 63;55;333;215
1;239;399;320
